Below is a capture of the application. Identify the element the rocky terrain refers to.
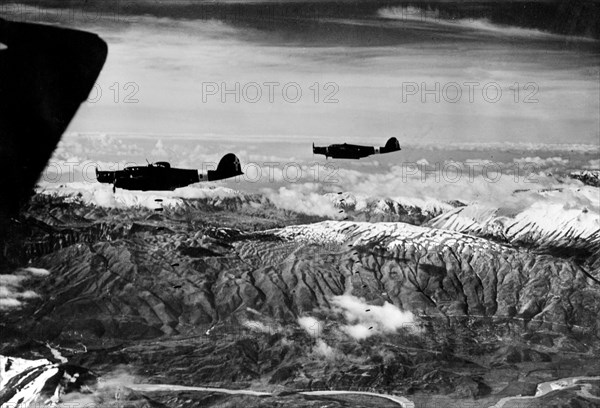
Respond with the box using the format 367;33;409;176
1;191;599;407
325;192;458;225
570;171;600;188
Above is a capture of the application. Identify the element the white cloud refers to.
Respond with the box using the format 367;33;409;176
513;156;569;167
585;159;600;170
0;275;27;286
314;340;337;358
36;183;245;209
0;268;48;311
333;165;554;209
297;317;342;359
20;268;50;277
298;316;323;338
0;298;22;310
332;295;416;340
264;185;339;217
342;324;372;340
403;142;599;153
151;139;169;158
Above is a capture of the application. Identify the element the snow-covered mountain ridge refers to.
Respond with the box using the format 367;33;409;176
34;182;599;253
569;170;600;187
428;186;600;251
274;220;509;257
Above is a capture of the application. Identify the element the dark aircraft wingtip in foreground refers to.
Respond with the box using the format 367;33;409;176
0;18;107;237
313;137;401;159
96;153;244;192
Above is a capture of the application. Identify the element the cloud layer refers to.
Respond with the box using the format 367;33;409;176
0;267;50;311
332;295;417;340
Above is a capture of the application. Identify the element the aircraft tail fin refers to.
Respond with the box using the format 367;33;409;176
312;143;328;158
207;153;244;182
381;137;401;153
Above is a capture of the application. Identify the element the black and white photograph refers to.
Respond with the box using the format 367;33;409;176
0;0;599;407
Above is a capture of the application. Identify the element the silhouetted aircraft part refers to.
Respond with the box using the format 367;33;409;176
96;153;243;191
0;19;107;232
155;199;163;202
313;137;401;159
206;153;244;182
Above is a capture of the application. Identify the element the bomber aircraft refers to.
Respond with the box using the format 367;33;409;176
96;153;243;192
313;137;401;159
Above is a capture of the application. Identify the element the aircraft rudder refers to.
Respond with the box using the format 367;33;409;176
208;153;244;181
382;137;401;152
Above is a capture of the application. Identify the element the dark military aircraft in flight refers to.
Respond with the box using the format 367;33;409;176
312;137;401;159
96;153;243;192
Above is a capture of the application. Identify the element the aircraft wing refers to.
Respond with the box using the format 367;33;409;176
0;19;107;229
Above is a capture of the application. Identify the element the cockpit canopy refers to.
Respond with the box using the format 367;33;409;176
124;162;171;171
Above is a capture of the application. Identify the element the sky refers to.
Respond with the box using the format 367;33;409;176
79;14;599;146
1;1;599;216
2;1;598;148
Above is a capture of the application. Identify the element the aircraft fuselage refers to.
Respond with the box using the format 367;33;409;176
96;154;243;191
313;138;401;159
97;163;200;191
